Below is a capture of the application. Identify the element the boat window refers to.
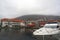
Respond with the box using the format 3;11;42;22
57;26;59;28
47;22;57;24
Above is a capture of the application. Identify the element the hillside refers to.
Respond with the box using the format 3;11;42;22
17;15;60;21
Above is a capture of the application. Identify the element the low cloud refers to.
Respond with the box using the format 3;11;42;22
0;0;60;18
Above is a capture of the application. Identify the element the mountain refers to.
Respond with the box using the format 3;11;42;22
16;15;60;21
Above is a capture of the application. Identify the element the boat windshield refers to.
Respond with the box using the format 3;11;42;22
47;22;57;24
44;24;58;28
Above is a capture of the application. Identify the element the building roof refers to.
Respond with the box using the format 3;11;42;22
1;18;25;22
10;19;24;22
1;18;9;21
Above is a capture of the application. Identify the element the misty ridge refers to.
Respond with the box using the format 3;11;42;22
17;15;60;21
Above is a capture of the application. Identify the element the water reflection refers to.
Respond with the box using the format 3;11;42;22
0;31;59;40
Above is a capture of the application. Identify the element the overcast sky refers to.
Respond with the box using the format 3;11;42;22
0;0;60;18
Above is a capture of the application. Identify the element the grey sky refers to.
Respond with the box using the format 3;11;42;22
0;0;60;18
